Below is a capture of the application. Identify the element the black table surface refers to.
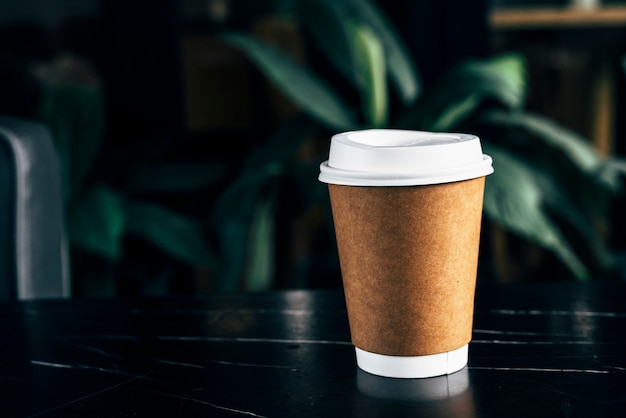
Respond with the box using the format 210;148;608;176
1;281;625;418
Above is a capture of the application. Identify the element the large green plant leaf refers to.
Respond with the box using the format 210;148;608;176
126;201;216;269
295;0;356;88
485;52;527;102
429;93;483;132
222;32;356;130
348;22;388;127
533;168;616;273
38;84;105;200
344;0;420;104
210;164;282;292
478;110;621;274
599;158;626;192
483;143;590;279
68;185;126;260
211;114;321;292
294;0;418;109
244;114;321;168
241;191;277;292
396;53;526;130
480;110;621;191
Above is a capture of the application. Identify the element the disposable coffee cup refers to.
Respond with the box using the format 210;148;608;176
319;129;493;379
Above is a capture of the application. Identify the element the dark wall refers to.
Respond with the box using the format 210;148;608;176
378;0;490;89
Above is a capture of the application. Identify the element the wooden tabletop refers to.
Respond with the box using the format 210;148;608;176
1;281;625;417
491;6;626;29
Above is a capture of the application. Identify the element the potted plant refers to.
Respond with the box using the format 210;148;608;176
34;0;626;294
34;53;220;295
217;0;626;284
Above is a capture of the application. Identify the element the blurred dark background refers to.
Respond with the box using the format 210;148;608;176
2;0;626;297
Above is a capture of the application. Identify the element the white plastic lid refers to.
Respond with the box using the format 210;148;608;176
355;344;468;379
318;129;493;186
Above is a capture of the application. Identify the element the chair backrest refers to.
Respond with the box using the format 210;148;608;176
0;115;70;300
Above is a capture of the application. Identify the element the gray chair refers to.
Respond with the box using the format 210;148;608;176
0;115;70;300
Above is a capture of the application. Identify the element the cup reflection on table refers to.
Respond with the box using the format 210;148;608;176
356;367;476;418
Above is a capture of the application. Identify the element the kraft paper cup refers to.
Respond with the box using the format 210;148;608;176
319;129;493;379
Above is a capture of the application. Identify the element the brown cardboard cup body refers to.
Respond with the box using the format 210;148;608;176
329;177;485;357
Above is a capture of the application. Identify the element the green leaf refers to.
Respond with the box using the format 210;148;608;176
127;162;228;193
244;114;321;168
395;53;526;130
599;158;626;192
348;22;388;127
483;143;589;280
294;0;419;105
344;0;420;104
222;32;357;130
126;201;216;269
38;84;105;200
241;192;276;291
480;110;615;190
295;0;356;88
210;164;282;292
211;164;283;225
537;171;616;273
68;185;126;260
478;110;620;274
429;93;483;132
485;52;527;104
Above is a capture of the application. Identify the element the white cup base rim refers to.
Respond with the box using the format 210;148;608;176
355;344;469;379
